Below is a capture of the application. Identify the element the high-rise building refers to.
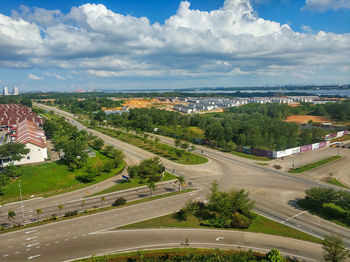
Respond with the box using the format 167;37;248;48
13;86;18;95
3;86;8;96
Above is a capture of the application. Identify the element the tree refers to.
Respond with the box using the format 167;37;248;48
127;165;139;178
175;138;182;147
8;210;16;228
3;164;21;179
58;204;64;218
177;175;185;191
175;149;183;159
138;157;164;182
322;235;349;262
36;209;43;221
148;182;157;196
0;142;30;166
266;249;284;262
91;138;104;150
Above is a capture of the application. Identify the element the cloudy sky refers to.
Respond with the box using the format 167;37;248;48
0;0;349;92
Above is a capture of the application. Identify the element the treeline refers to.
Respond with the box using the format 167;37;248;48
107;107;326;150
293;101;350;122
50;98;124;114
0;95;32;107
227;100;350;122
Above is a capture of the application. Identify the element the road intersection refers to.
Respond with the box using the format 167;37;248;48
0;103;348;261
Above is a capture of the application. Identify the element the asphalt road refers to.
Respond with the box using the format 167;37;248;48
0;190;324;262
0;102;344;261
0;181;181;225
33;103;350;245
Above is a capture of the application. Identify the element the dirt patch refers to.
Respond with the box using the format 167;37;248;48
122;98;183;109
285;115;331;124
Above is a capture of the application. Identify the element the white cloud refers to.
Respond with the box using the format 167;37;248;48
43;72;65;80
301;25;313;32
0;0;347;85
302;0;350;11
27;73;43;80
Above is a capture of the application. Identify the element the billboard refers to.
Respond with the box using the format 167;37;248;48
312;143;320;150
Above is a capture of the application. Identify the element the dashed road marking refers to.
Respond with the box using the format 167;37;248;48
27;254;40;259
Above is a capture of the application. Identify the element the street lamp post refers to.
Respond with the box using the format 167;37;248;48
19;180;25;225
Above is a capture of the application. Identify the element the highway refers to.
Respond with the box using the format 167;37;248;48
32;103;350;245
0;189;324;262
0;102;347;261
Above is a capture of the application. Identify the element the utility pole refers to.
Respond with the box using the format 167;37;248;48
19;180;25;225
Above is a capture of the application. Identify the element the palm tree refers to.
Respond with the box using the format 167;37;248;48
177;176;185;191
322;235;349;262
8;210;16;228
36;208;43;221
101;196;106;208
58;204;64;218
148;182;157;196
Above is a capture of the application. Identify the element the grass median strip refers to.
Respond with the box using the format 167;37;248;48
326;178;350;190
289;155;341;173
0;188;194;235
93;126;208;165
119;213;321;244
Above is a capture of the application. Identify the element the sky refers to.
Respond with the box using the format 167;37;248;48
0;0;349;92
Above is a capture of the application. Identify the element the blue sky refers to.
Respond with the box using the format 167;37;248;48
0;0;349;92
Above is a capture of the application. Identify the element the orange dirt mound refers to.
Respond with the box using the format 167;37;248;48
285;115;331;124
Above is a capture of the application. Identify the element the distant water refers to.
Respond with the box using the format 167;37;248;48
188;89;350;97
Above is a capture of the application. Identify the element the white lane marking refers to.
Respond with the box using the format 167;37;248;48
216;237;224;241
26;236;38;241
282;211;306;224
3;254;9;257
25;230;37;234
54;241;59;244
27;254;41;259
15;251;20;254
26;243;39;248
64;239;69;241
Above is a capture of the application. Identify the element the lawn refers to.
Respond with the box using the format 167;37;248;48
289;155;341;173
93;126;208;165
0;151;125;204
90;172;177;197
120;213;322;244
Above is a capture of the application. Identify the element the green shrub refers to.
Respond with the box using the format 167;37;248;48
112;197;127;206
64;210;78;217
266;249;284;262
230;212;252;229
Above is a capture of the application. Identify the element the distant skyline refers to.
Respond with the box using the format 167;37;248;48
0;0;349;92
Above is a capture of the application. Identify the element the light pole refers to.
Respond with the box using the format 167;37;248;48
19;180;25;225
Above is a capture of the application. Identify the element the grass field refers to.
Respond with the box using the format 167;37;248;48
90;172;177;196
0;151;125;204
119;213;321;244
93;126;208;165
289;155;341;173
